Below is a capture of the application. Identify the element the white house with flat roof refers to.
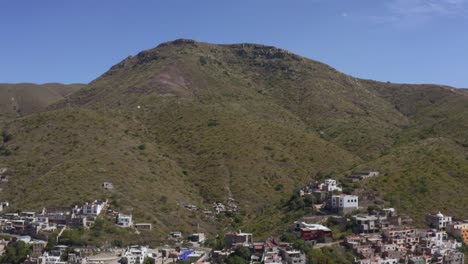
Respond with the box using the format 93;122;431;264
322;179;342;192
330;194;358;213
82;200;106;216
116;214;133;227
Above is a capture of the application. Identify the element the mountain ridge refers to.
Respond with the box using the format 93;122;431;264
0;83;84;120
0;39;467;244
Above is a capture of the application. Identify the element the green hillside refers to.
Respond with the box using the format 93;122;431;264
0;83;84;119
0;39;467;243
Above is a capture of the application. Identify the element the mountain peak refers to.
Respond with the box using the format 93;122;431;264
157;38;199;48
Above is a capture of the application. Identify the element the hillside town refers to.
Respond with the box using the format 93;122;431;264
0;174;466;264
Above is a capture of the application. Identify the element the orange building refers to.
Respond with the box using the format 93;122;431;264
461;228;468;244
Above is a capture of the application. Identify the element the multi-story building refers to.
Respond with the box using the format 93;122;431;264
116;213;133;227
280;249;306;264
121;246;148;264
426;212;452;230
446;221;468;244
322;179;342;192
225;231;253;248
295;222;332;241
82;200;107;216
329;194;359;213
352;214;385;234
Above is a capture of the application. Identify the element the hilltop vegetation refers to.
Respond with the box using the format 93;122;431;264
0;39;467;242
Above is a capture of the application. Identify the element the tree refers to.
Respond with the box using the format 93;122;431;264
233;247;251;260
225;255;246;264
0;240;32;264
143;257;154;264
225;247;251;264
304;194;317;207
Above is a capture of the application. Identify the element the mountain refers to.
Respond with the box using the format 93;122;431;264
0;39;467;244
0;83;84;119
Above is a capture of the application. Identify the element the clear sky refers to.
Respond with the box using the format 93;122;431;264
1;0;467;87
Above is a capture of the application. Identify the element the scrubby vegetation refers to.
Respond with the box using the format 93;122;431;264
0;39;467;241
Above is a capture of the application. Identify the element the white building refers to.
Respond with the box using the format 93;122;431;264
351;170;380;179
121;245;148;264
116;213;133;227
322;179;342;192
280;249;306;264
170;231;182;238
82;200;106;215
426;212;452;230
102;182;114;190
188;233;206;243
356;258;398;264
330;194;358;213
293;221;331;232
38;252;67;264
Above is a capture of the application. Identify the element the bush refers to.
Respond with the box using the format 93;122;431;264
138;144;146;150
59;228;86;246
1;131;12;143
304;194;316;207
199;56;208;65
0;240;31;264
0;145;12;156
207;119;219;127
225;247;251;264
274;184;283;191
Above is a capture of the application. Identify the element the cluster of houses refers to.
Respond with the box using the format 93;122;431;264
29;244;157;264
343;211;466;264
0;200;108;237
8;236;206;264
296;176;467;264
212;231;306;264
0;198;153;241
299;178;360;213
0;173;466;264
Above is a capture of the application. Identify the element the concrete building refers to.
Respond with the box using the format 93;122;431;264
116;213;133;227
355;257;398;264
294;222;332;241
426;212;452;230
169;231;182;238
31;240;47;258
447;221;468;244
102;182;114;190
82;200;107;216
322;179;342;192
442;250;465;264
225;231;253;248
38;252;66;264
352;215;384;234
188;233;206;243
121;246;148;264
351;170;380;180
134;223;152;230
280;249;306;264
329;194;359;213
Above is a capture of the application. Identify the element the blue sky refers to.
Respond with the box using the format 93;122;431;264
1;0;467;87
